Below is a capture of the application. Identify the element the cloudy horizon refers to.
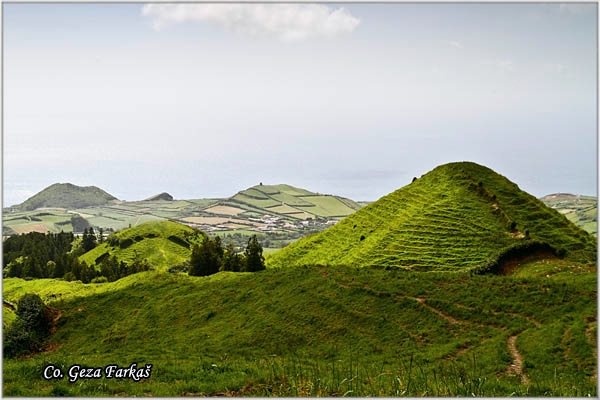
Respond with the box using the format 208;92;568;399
3;2;598;206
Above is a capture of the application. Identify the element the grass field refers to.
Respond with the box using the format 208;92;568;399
2;257;596;397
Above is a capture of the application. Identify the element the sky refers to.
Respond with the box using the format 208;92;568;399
2;2;598;206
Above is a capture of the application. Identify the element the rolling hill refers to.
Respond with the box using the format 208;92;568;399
267;162;597;271
79;220;204;270
2;259;596;396
8;183;118;212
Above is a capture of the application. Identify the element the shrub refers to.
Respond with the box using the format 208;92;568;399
91;276;109;284
4;294;52;358
119;238;134;249
64;272;76;282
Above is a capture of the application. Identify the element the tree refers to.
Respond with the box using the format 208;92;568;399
98;227;104;244
82;228;97;253
100;256;120;282
220;244;244;272
243;235;265;272
189;236;222;276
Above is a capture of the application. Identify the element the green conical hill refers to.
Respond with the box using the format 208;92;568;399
79;220;203;269
14;183;117;211
267;162;596;271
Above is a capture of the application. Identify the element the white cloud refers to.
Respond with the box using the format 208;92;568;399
141;3;360;41
559;3;595;15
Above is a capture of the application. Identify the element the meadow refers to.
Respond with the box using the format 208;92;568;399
2;258;596;397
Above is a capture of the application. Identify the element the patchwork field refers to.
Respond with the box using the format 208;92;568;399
3;184;364;249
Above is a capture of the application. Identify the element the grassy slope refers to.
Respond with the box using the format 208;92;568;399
267;162;597;271
2;260;596;397
79;220;203;270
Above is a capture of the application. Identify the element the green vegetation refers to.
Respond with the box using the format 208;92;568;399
2;259;596;396
3;294;54;358
189;234;265;275
80;220;203;270
3;231;77;279
540;193;597;236
9;183;117;212
267;162;597;271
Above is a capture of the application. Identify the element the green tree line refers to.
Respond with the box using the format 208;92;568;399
188;234;265;276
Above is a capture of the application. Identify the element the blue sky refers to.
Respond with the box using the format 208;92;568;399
3;3;597;205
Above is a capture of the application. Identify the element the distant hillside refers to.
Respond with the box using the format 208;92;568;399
3;183;363;239
230;183;362;219
144;192;174;201
79;220;203;269
267;162;597;271
540;193;597;236
10;183;117;211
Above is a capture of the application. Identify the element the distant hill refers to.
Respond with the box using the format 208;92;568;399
79;220;203;269
144;192;174;201
267;162;597;271
3;183;363;238
230;183;362;219
10;183;117;211
540;193;597;236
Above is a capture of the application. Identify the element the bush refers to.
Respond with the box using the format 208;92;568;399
4;294;52;358
119;238;134;249
4;319;37;358
17;294;47;334
64;272;76;282
91;276;109;284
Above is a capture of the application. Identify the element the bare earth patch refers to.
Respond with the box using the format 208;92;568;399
204;205;246;216
506;335;529;384
10;223;52;234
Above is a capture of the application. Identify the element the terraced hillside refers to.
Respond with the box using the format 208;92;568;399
267;162;597;271
2;260;596;397
540;193;597;236
79;220;203;270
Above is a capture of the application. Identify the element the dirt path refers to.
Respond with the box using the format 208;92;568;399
506;335;529;384
3;300;16;311
404;296;459;325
